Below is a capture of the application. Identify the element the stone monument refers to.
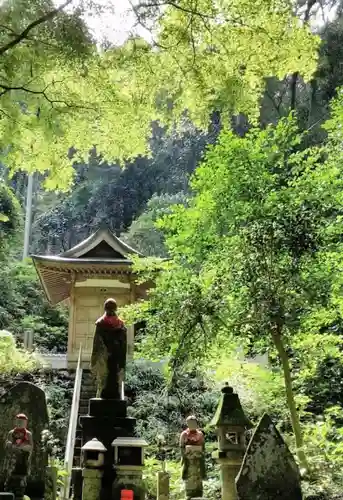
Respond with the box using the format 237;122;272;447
80;297;146;500
180;415;206;500
156;435;169;500
81;438;107;500
236;413;303;500
211;385;252;500
3;414;33;500
112;436;148;499
0;382;49;498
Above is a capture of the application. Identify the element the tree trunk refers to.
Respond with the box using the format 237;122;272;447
290;71;299;111
272;328;308;473
290;0;317;112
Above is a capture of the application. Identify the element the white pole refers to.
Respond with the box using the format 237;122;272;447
23;173;33;260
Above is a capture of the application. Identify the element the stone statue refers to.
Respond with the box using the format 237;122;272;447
91;298;127;400
4;414;33;500
179;415;206;500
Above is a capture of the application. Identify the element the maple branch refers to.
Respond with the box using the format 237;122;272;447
147;0;214;19
0;83;95;111
0;0;73;57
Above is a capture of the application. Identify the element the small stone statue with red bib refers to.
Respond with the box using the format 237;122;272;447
91;298;127;400
179;415;206;499
4;413;33;500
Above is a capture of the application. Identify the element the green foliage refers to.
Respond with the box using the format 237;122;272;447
123;110;343;472
208;350;289;424
143;458;183;500
0;181;21;255
0;260;68;352
292;330;343;414
302;407;343;497
125;359;218;446
41;428;60;464
131;0;319;126
0;0;319;189
0;330;42;372
143;456;221;500
129;113;343;368
122;192;188;257
42;377;72;449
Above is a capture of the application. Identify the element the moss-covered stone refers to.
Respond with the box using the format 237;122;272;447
0;382;49;497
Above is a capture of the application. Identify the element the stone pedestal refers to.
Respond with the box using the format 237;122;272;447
4;475;27;500
156;471;169;500
71;467;82;500
112;437;148;500
82;469;103;500
217;458;240;500
79;398;136;500
112;467;145;500
212;451;242;500
183;445;204;500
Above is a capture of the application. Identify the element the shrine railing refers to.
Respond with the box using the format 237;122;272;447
62;344;83;500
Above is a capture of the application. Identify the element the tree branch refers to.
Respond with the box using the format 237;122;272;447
137;0;215;20
0;82;96;111
0;0;73;57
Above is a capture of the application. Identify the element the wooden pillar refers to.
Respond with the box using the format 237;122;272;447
127;281;135;359
67;272;76;366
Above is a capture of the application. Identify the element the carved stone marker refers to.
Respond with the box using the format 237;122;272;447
0;382;49;496
236;413;302;500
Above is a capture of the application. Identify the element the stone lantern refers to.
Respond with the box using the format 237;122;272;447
81;438;107;500
111;437;148;500
211;384;252;500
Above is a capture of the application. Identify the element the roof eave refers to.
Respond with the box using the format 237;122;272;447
31;255;134;266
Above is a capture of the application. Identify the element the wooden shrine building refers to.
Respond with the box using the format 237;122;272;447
31;228;148;368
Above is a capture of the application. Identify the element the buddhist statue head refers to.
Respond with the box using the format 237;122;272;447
104;298;117;316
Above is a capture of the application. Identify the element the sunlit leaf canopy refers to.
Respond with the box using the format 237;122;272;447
0;0;320;189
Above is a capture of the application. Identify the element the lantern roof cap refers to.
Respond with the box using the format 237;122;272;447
112;437;148;447
82;438;107;452
211;383;252;428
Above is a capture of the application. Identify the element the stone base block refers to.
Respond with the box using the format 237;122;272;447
156;471;169;500
88;398;127;418
112;468;145;500
72;467;82;500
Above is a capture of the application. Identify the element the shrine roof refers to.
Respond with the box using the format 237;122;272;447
60;227;143;260
30;228;144;305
